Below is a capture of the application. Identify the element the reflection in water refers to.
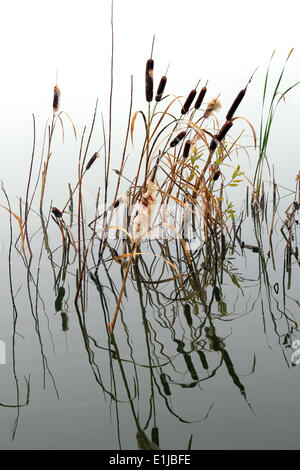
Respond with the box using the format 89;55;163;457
1;189;298;448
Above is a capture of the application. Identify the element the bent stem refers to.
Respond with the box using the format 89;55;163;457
109;245;136;334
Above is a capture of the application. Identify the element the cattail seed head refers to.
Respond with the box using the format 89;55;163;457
209;139;218;152
216;120;233;141
194;86;207;109
170;131;186;148
113;199;120;209
145;59;154;102
53;85;61;112
52;207;63;218
86;152;99;171
155;76;167;102
213;170;221;181
182;140;191;158
204;97;222;118
181;89;197;114
226;89;246;120
209;120;233;152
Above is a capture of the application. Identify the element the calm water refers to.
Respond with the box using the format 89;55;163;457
0;201;299;450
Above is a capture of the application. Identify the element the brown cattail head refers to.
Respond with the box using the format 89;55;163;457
53;85;61;112
204;97;222;118
170;131;186;147
52;207;63;218
209;139;218;153
181;89;197;114
86;152;99;171
182;140;191;158
226;89;246;120
213;170;221;181
216;120;233;141
209;120;233;152
155;76;167;102
194;86;207;109
145;59;154;102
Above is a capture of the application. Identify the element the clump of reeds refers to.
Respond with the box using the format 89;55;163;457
29;34;265;341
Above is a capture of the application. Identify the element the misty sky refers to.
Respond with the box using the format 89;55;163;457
1;0;299;196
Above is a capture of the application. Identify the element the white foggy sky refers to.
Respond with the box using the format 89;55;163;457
0;0;300;195
1;0;300;114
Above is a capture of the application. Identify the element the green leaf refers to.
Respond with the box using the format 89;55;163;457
231;274;240;288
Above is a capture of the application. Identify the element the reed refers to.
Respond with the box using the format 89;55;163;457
194;85;207;109
53;85;61;112
181;89;197;114
170;131;186;147
155;76;167;102
145;59;154;102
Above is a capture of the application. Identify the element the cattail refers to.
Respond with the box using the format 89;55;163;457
170;131;186;147
61;312;69;332
204;97;222;118
209;120;233;151
184;304;193;327
183;352;198;381
181;89;197;114
182;140;191;158
112;198;121;210
217;120;233;141
86;152;99;171
194;86;207;109
145;59;154;102
226;89;246;120
53;85;61;112
55;286;65;312
52;207;63;218
209;139;218;153
160;373;171;395
155;76;167;102
225;67;257;120
213;170;221;181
